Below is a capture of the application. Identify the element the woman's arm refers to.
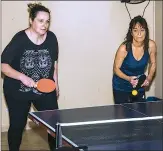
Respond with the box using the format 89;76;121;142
1;63;23;80
113;44;138;87
1;32;23;80
53;61;59;97
147;40;157;82
1;63;35;87
1;32;35;87
141;40;157;87
113;44;131;81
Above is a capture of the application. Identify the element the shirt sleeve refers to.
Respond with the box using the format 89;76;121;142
1;32;22;65
50;31;59;61
55;37;59;61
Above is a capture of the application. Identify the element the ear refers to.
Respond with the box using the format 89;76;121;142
29;18;33;26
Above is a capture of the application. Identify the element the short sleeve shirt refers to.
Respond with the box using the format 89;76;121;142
1;30;58;100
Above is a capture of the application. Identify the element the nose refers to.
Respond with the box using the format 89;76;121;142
43;23;47;28
137;31;142;37
42;22;49;28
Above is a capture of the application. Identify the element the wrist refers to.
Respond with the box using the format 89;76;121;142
147;76;152;82
18;73;25;81
126;76;131;82
55;84;59;90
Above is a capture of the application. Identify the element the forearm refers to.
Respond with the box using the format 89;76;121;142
1;63;23;80
147;62;156;82
114;67;130;82
53;71;59;88
53;61;59;89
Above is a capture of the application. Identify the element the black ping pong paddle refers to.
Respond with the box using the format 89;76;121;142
131;74;146;96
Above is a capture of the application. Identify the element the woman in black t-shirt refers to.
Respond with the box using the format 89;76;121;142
1;3;59;151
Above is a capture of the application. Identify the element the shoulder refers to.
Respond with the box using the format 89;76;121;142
114;43;128;59
47;30;58;40
13;30;26;38
5;30;26;46
149;39;156;48
117;43;127;53
11;30;26;41
47;31;59;53
148;39;157;54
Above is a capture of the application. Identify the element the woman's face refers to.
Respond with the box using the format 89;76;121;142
30;11;50;36
132;23;146;43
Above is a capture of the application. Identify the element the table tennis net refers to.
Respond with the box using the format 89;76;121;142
55;117;163;151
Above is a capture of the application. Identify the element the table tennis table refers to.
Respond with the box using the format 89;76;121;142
28;100;163;150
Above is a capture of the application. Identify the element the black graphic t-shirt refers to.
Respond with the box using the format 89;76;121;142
1;30;58;100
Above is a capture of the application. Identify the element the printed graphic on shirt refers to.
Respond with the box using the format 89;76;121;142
19;49;52;94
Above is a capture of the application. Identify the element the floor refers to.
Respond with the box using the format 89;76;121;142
1;127;50;151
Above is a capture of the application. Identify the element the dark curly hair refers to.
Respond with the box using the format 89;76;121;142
123;15;149;51
27;2;50;21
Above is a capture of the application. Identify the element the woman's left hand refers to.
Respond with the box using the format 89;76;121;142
141;79;150;87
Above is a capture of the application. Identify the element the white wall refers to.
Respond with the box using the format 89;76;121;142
1;1;156;131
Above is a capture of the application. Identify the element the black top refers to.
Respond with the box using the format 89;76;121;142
1;30;58;100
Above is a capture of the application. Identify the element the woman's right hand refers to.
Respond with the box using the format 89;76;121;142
19;74;36;88
129;76;138;88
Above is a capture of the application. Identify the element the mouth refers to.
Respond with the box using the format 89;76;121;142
137;37;144;39
41;29;47;31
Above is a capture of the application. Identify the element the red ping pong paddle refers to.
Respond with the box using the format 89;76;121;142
35;78;56;93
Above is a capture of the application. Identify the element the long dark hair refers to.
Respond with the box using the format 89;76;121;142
123;15;149;51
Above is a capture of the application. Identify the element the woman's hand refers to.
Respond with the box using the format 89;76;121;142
141;78;150;87
19;74;36;88
129;76;138;88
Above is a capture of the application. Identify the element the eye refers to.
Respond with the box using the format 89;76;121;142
46;20;50;24
39;19;44;23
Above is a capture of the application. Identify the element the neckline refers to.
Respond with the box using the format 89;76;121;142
24;29;48;46
131;45;145;62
